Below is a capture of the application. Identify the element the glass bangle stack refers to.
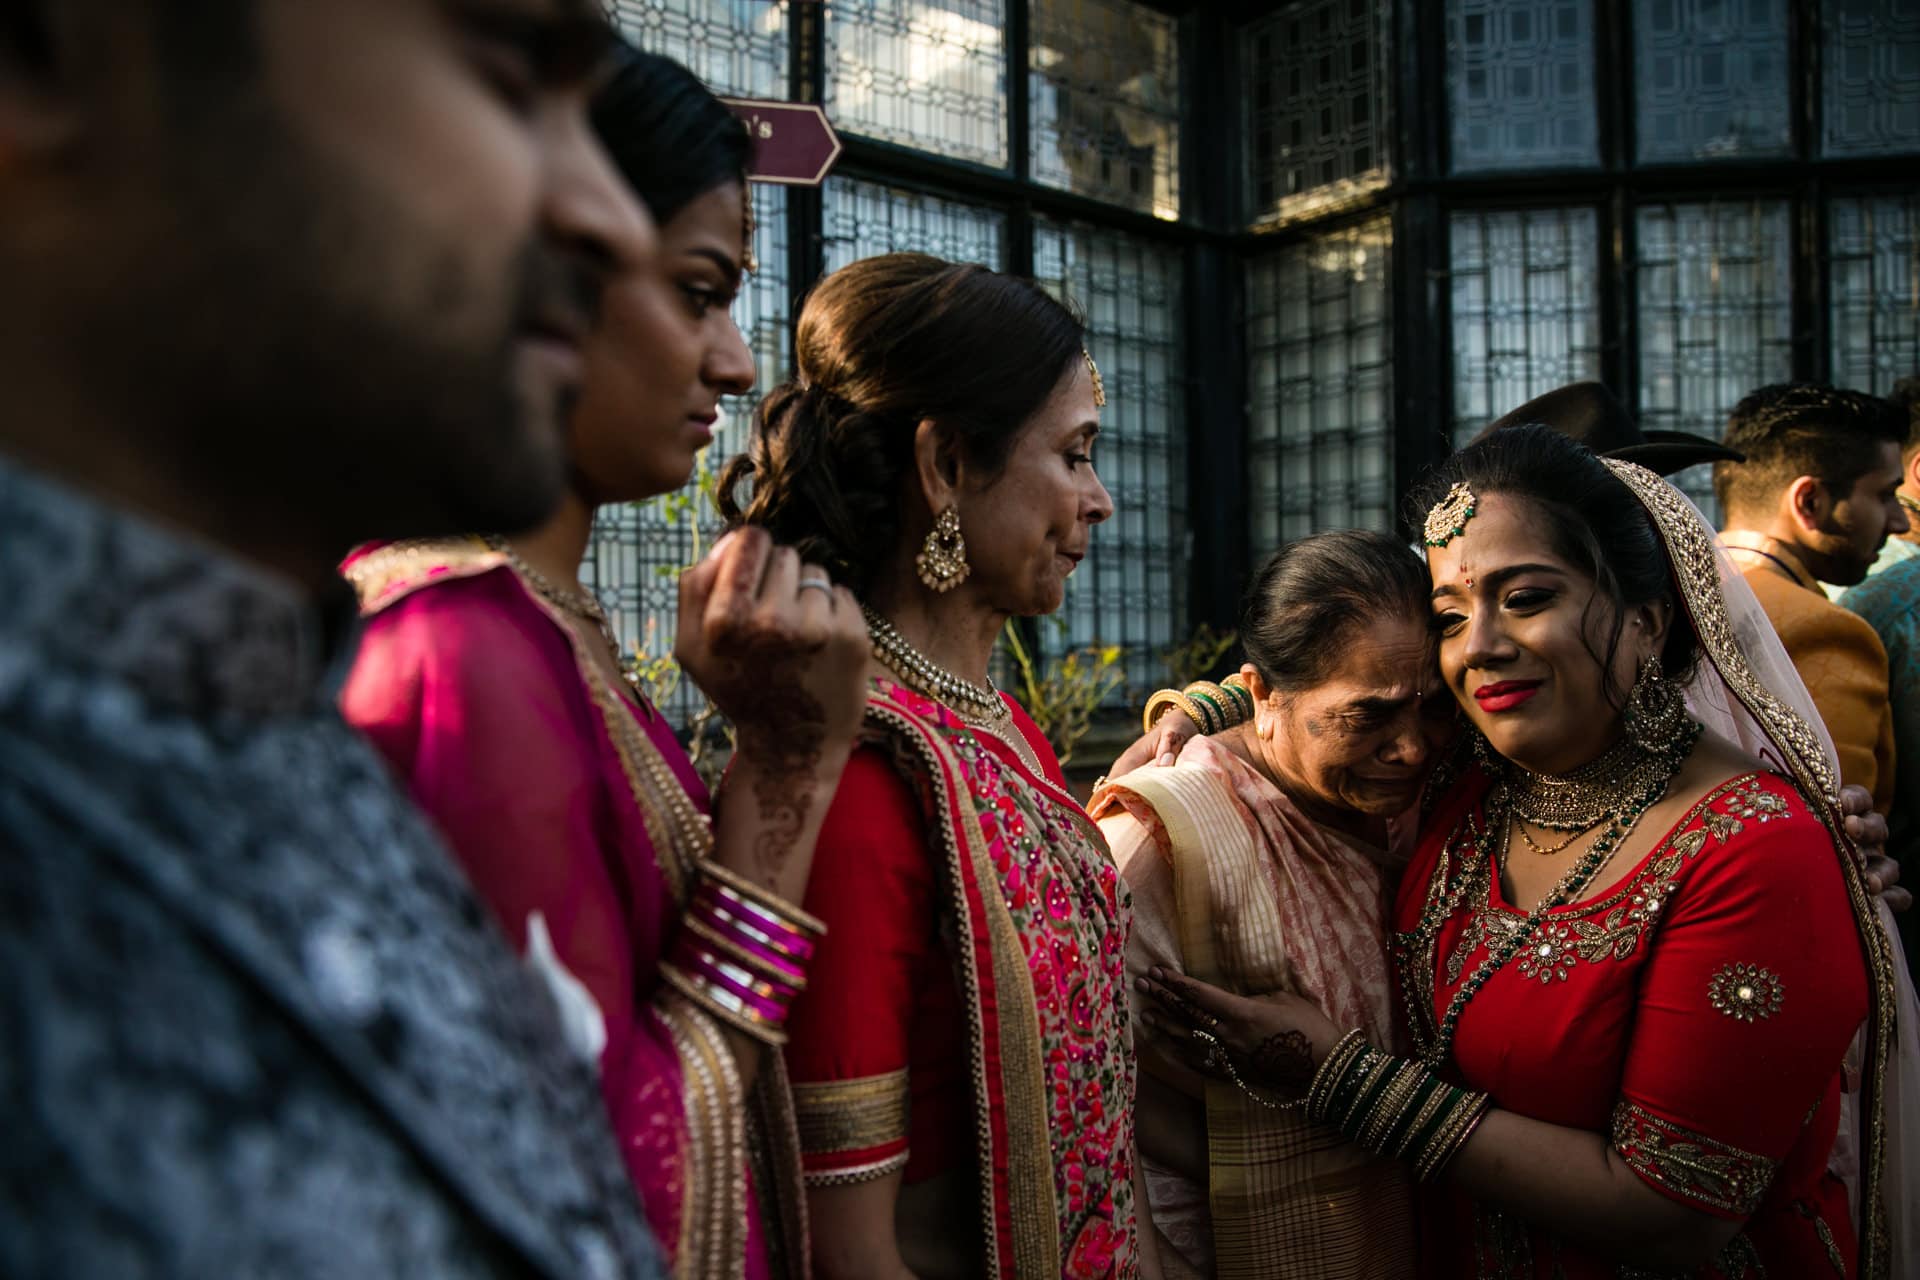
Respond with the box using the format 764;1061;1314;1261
1306;1029;1490;1181
1142;673;1256;736
661;861;826;1047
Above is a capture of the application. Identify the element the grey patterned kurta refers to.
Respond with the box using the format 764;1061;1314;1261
0;457;664;1279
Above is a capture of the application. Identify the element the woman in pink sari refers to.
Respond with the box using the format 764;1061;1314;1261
340;48;869;1279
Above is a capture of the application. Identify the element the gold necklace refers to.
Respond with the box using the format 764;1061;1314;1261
862;605;1009;724
486;536;636;692
1513;819;1591;856
1507;734;1673;832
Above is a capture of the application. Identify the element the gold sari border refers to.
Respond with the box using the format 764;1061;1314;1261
802;1152;911;1188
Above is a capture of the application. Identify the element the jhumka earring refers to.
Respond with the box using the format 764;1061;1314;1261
1083;348;1106;408
1623;654;1690;754
916;506;969;593
1424;482;1478;548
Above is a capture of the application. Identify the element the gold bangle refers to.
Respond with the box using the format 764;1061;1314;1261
1307;1028;1368;1119
1183;681;1244;730
1221;673;1254;718
1143;688;1212;736
699;859;827;938
1416;1092;1489;1182
1360;1062;1423;1152
1397;1082;1453;1160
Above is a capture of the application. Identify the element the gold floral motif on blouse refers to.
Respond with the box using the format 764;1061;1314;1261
1708;962;1785;1023
1450;777;1787;988
1610;1100;1778;1216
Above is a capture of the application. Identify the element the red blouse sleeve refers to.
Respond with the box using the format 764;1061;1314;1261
1611;775;1869;1219
782;746;936;1184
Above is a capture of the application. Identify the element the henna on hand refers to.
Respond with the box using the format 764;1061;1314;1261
707;640;829;888
1244;1028;1314;1094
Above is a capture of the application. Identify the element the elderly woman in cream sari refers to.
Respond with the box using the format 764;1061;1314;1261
1089;530;1455;1279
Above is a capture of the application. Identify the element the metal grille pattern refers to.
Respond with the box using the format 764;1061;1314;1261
1636;199;1794;509
1032;219;1186;702
607;0;789;96
1450;207;1603;441
1029;0;1182;219
1829;194;1920;395
580;186;792;725
826;0;1009;167
1245;0;1391;226
1634;0;1791;163
1823;0;1920;157
1247;217;1394;554
822;177;1008;268
1447;0;1598;173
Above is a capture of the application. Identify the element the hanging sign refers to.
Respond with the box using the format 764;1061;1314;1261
721;98;843;186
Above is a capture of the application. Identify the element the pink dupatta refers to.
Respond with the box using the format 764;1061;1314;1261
339;539;807;1280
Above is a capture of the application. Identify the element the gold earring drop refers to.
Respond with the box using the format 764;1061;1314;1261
916;506;969;593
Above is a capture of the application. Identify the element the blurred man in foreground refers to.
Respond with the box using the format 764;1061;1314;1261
0;2;664;1275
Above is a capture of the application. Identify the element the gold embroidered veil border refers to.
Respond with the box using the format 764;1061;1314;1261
1604;459;1898;1279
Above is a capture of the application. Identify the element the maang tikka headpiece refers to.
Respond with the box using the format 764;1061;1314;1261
1423;481;1478;548
1083;348;1106;407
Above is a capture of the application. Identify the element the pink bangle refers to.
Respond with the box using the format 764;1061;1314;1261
688;896;814;970
675;948;793;1022
704;883;819;962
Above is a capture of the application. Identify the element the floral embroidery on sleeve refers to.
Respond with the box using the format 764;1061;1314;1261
1610;1101;1778;1215
1707;963;1784;1023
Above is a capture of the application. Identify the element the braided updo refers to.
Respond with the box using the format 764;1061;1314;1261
716;253;1086;593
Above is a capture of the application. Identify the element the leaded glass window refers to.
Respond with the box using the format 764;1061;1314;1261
1830;194;1920;395
827;0;1008;168
581;186;792;725
1245;0;1391;226
1636;199;1793;508
1447;0;1598;173
608;0;788;97
1822;0;1920;157
822;177;1008;268
1449;208;1603;441
1029;0;1181;219
1247;218;1393;554
1031;219;1185;701
1634;0;1791;164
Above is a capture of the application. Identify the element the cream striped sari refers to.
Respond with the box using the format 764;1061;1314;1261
1092;736;1416;1280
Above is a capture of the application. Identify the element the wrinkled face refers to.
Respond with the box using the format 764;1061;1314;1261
1427;494;1654;776
955;360;1113;616
20;0;652;545
569;181;755;503
1807;441;1908;585
1259;615;1452;820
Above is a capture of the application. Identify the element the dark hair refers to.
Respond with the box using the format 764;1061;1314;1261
1406;424;1699;708
592;43;750;225
1712;382;1907;516
1891;376;1920;456
1240;530;1429;694
716;252;1086;591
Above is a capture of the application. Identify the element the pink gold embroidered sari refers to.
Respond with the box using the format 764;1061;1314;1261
339;540;807;1280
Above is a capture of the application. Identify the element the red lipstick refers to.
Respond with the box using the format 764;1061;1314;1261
1473;680;1541;712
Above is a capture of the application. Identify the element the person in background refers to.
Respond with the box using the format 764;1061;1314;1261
1714;383;1909;812
720;252;1158;1278
0;2;668;1277
1829;376;1920;600
342;46;870;1280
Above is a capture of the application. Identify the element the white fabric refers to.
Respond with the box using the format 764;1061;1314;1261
1666;485;1919;1262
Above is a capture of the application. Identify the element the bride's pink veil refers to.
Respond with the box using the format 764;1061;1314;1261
1606;459;1915;1276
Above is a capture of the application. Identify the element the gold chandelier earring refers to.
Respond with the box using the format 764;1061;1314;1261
916;506;970;593
1623;654;1691;754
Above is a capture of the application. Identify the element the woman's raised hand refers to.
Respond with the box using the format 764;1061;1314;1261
674;527;871;891
1135;966;1343;1100
1107;712;1199;780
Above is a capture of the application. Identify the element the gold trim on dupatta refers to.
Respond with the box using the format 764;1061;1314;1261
862;693;1063;1280
1604;458;1896;1278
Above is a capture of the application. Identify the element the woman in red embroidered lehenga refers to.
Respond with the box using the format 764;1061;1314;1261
1135;425;1901;1278
715;253;1160;1278
340;48;872;1279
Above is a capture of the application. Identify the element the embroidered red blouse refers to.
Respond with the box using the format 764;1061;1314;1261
1396;768;1869;1278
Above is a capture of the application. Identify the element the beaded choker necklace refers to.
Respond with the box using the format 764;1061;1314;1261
1506;733;1677;832
862;605;1009;724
